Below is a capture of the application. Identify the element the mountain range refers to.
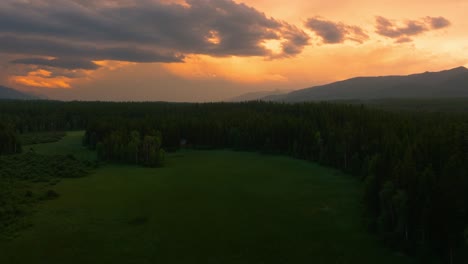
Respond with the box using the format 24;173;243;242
3;66;468;102
261;66;468;102
0;85;39;100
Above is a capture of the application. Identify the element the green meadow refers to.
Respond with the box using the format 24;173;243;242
0;132;413;264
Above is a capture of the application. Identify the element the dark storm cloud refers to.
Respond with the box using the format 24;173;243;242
375;16;451;42
304;17;369;44
0;0;310;69
11;58;101;70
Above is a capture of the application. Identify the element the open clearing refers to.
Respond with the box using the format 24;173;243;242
0;132;412;264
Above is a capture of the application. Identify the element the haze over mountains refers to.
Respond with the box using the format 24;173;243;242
3;67;468;102
262;66;468;102
0;86;38;100
228;90;290;102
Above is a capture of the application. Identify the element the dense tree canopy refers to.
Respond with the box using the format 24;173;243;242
92;129;164;167
0;123;21;155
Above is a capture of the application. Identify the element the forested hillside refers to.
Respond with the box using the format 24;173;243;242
266;67;468;102
0;101;467;263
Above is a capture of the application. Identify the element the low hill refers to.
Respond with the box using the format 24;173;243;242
0;85;39;100
228;89;290;102
267;66;468;102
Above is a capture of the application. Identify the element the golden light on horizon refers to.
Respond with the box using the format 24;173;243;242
1;0;467;100
163;55;290;83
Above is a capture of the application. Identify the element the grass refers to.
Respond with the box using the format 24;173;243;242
0;132;413;263
27;131;96;161
0;147;91;238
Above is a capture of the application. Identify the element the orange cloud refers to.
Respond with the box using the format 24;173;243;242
12;76;72;89
28;69;53;77
8;61;137;90
10;69;72;89
93;60;135;71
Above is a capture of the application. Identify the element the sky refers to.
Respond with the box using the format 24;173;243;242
1;0;467;101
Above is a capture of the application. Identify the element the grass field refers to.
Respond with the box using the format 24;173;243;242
27;131;96;161
0;132;413;264
20;131;66;146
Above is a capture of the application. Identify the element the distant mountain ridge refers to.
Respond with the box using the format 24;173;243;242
0;85;39;100
228;89;290;102
265;66;468;102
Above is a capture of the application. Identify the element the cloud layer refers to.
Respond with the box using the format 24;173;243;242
0;0;310;70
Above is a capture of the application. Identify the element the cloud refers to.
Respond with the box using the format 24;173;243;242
10;69;72;89
272;24;310;57
0;0;309;64
0;0;311;88
11;57;101;70
375;16;451;42
429;16;451;29
0;35;184;63
305;17;369;44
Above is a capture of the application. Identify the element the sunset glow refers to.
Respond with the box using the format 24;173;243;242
0;0;466;101
10;69;72;89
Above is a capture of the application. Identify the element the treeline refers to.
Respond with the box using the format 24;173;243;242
0;124;21;155
1;101;467;263
86;129;164;167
